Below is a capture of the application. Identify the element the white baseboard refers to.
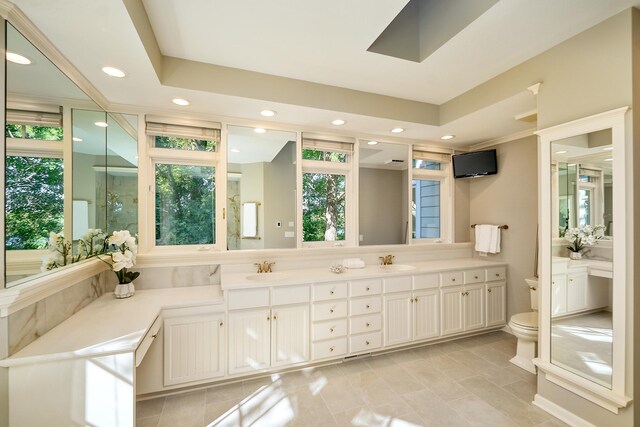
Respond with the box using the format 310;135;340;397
533;394;596;427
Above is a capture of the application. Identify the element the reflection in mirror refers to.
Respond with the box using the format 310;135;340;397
551;129;613;388
5;23;102;287
358;141;408;245
226;126;296;250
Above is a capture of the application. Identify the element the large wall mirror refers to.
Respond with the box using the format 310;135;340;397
358;141;408;245
538;107;630;412
226;125;296;250
4;23;138;287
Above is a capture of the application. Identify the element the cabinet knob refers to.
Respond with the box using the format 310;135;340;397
273;315;277;320
452;278;456;282
474;276;478;279
330;308;334;313
366;287;371;291
365;341;370;345
495;273;500;277
330;290;335;295
267;316;271;321
487;289;492;293
151;334;158;339
219;322;224;327
414;297;418;302
569;279;573;282
330;328;334;332
552;281;555;285
366;323;370;327
366;305;370;309
330;346;335;352
410;298;414;303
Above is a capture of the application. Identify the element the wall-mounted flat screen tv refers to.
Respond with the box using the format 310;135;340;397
452;149;497;179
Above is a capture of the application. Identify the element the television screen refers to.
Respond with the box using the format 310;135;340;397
452;149;497;179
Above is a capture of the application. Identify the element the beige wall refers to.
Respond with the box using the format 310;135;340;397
468;136;537;319
454;179;470;242
359;168;405;245
239;163;264;250
264;142;297;249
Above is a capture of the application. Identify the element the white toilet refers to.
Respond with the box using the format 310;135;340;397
508;278;539;374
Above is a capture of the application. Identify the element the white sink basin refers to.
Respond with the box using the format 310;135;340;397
379;264;416;272
246;272;289;282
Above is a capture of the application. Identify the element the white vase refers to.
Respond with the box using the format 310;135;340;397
127;281;136;297
114;283;134;298
569;251;582;260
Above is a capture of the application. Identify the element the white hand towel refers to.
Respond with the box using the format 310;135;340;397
491;226;501;254
475;225;501;256
342;258;365;269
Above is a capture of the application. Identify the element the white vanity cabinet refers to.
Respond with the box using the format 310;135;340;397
164;312;226;386
552;274;568;316
551;264;608;318
227;285;310;375
485;281;507;327
440;278;486;337
311;281;349;360
384;275;440;347
349;278;383;354
566;270;588;313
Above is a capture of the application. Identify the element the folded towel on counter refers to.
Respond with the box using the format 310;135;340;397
342;258;365;269
475;225;501;256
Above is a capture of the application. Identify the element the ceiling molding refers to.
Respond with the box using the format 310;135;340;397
469;128;536;151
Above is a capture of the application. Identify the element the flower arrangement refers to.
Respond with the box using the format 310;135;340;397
41;232;72;271
565;224;605;258
104;230;139;285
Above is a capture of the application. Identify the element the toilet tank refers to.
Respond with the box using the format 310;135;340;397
526;278;539;310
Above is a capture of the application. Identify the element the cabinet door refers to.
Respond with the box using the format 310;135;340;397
567;271;588;313
164;313;225;386
414;289;440;340
441;287;464;336
271;304;310;368
384;292;413;346
228;309;271;375
551;274;567;316
464;284;485;331
485;282;506;327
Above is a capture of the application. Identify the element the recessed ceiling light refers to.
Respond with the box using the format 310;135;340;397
602;147;613;151
94;121;109;128
172;98;190;106
6;52;31;65
440;135;455;140
230;148;240;153
254;127;266;134
101;66;126;78
604;158;613;162
555;150;568;154
367;141;379;145
391;127;404;133
72;137;83;142
260;109;276;117
332;119;346;126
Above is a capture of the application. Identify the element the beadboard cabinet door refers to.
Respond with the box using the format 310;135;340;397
384;292;413;346
271;304;310;367
164;313;226;386
441;287;464;336
228;308;271;375
485;282;506;327
463;284;486;331
413;289;440;340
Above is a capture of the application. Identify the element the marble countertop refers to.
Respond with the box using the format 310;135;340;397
553;256;613;271
221;258;507;290
1;286;224;367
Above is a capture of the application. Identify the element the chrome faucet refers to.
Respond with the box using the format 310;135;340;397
379;255;394;265
254;261;275;273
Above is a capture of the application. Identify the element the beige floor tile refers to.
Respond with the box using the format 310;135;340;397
158;390;206;427
204;398;241;425
320;377;366;414
470;344;514;368
206;380;246;403
136;397;165;419
479;366;524;387
137;415;160;427
449;395;515;426
432;340;465;353
447;349;495;372
502;379;537;404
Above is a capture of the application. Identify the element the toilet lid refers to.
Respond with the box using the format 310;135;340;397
511;312;538;329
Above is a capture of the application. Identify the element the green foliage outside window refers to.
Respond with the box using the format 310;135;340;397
155;164;216;245
6;156;64;249
154;136;216;152
302;149;346;163
5;123;63;141
303;171;345;242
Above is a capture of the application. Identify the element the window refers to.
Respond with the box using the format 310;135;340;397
5;109;65;250
146;118;221;249
577;168;603;228
301;134;354;246
411;148;452;242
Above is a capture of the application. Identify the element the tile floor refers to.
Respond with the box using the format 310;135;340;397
137;331;568;427
551;310;613;387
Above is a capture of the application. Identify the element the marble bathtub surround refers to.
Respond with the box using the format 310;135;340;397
7;270;115;355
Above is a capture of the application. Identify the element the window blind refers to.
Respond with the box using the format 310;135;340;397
6;109;63;127
412;149;451;163
302;133;355;154
146;121;221;141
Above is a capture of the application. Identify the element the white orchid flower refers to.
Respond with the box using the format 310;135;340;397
108;230;131;246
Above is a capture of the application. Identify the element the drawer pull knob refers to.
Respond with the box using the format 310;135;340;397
219;322;224;327
366;323;370;327
366;287;371;291
495;273;500;277
414;297;418;302
410;298;414;302
267;316;271;321
452;278;456;282
330;290;335;295
366;305;370;309
474;276;478;279
330;309;334;313
487;289;492;293
273;315;277;320
365;341;370;345
330;328;334;332
151;334;158;339
330;346;335;352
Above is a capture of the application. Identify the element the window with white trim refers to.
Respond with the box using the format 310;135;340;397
411;148;452;242
146;119;221;249
301;134;354;246
5;109;64;250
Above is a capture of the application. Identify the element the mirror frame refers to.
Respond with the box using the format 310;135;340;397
535;107;631;412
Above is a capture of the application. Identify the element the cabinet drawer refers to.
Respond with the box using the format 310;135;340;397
312;337;348;360
384;276;412;293
272;284;309;305
313;282;348;301
413;273;439;290
313;318;348;341
440;271;464;287
486;267;506;282
464;269;485;284
350;331;382;354
350;314;382;334
136;315;162;367
313;300;348;321
227;287;269;310
350;296;382;316
350;279;382;297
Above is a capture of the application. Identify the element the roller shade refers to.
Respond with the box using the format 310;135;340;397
6;109;62;127
412;149;450;163
579;168;601;177
146;121;221;141
302;133;354;154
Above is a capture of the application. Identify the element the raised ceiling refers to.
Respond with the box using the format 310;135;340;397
8;0;640;147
